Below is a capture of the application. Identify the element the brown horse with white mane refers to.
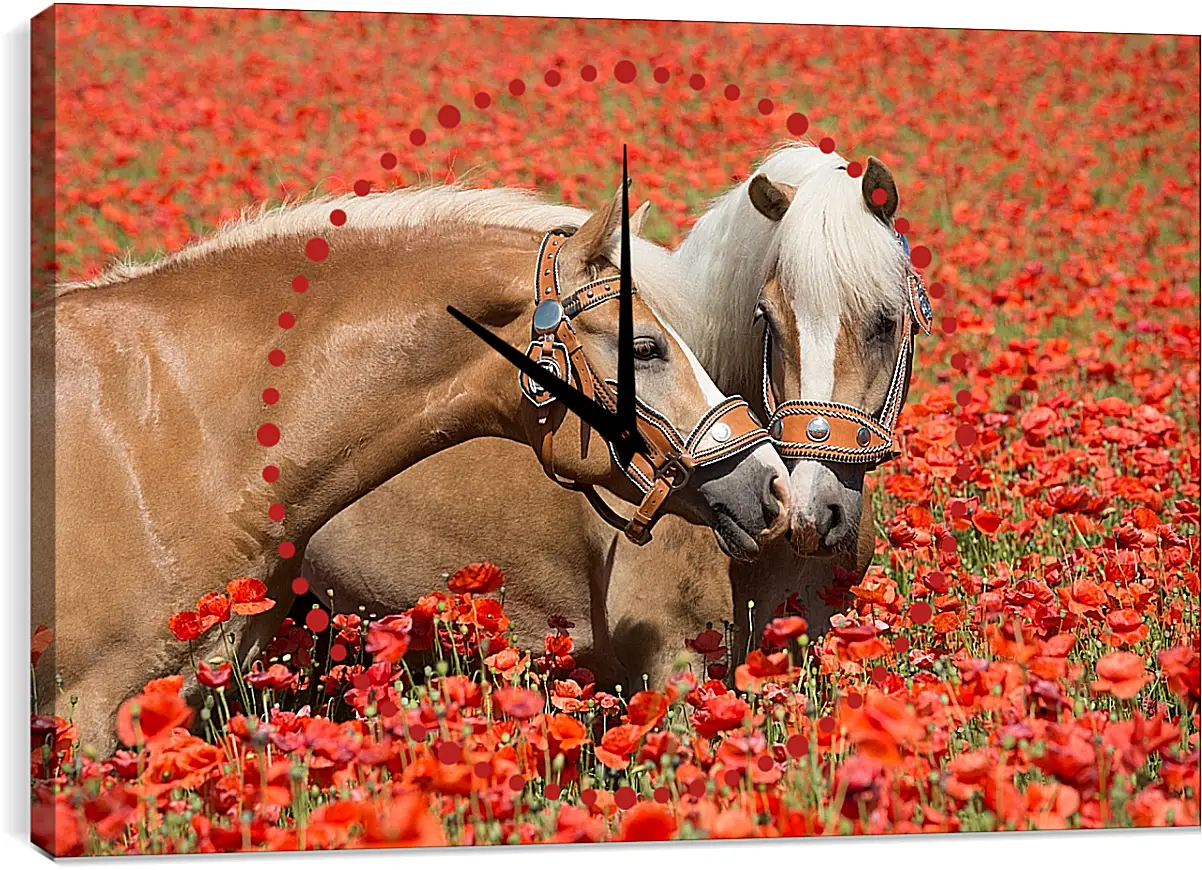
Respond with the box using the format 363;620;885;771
32;184;789;752
303;144;926;684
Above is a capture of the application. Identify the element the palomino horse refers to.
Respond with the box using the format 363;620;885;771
32;184;790;753
303;143;924;684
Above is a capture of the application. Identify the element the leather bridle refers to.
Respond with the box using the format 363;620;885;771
521;230;773;545
761;230;933;469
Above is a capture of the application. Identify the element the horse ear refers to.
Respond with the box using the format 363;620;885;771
748;174;797;222
862;156;899;223
561;185;623;270
631;200;652;236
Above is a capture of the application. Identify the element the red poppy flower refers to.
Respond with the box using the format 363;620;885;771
197;660;233;689
31;624;53;667
618;801;677;841
364;614;412;664
446;561;504;594
492;686;544;719
1091;651;1152;699
762;616;808;649
115;690;193;747
227;577;276;616
196;592;231;630
168;610;202;642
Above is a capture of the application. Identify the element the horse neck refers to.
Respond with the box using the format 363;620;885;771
274;226;540;538
671;184;781;400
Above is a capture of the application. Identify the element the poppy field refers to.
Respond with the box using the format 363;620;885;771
31;6;1200;855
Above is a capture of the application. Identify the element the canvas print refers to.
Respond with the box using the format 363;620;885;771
29;4;1200;855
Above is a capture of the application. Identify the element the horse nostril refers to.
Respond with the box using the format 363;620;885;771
815;501;844;540
761;472;790;540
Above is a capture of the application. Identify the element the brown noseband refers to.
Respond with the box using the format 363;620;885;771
762;231;932;469
523;231;772;545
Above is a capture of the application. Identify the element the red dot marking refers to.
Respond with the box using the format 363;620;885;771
545;783;562;800
911;245;933;269
653;786;669;803
819;716;836;734
268;503;285;522
409;129;426;146
872;665;889;683
291;577;309;595
474;91;491;109
508;79;525;96
846;692;863;709
352;673;371;690
941;536;958;554
949;501;968;518
787;112;808;135
409;723;427;741
262;388;279;405
257;424;280;447
756;754;774;771
278;541;296;559
688;778;706;797
894;636;910;653
872;188;888;205
956;389;971;406
724;84;740;101
379;152;397;170
353;180;370;197
654;66;670;83
819;137;836;154
268;349;285;367
329;209;346;227
305;238;328;262
262;465;280;483
894;217;911;234
437;742;461;765
615;786;637;808
305;609;329;633
758;98;774;115
847;161;863;178
581;788;597;806
278;311;295;329
614;60;637;83
951;352;969;370
544;69;561;87
292;276;308;293
910;602;933;624
377;699;397;717
437;105;460;128
929;281;946;299
581;65;597;82
786;734;808;757
942;316;958;335
956;424;977;447
956;463;974;482
723;769;741;787
329;643;346;662
689;73;706;91
474;761;491;778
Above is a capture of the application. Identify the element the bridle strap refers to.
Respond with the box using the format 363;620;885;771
522;231;772;545
762;244;931;469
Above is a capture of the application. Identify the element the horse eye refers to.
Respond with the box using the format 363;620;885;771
867;311;897;343
633;337;662;361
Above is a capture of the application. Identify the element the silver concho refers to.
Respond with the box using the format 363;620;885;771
710;421;732;443
532;298;564;334
806;416;831;443
770;419;783;440
856;426;872;447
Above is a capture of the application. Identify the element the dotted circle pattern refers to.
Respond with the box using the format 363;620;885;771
258;57;945;624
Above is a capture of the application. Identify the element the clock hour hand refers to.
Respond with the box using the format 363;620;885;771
447;305;642;461
615;145;645;468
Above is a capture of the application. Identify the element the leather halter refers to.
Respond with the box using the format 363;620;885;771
761;230;932;469
522;231;773;545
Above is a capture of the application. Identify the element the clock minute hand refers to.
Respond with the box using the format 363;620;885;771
615;145;647;468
